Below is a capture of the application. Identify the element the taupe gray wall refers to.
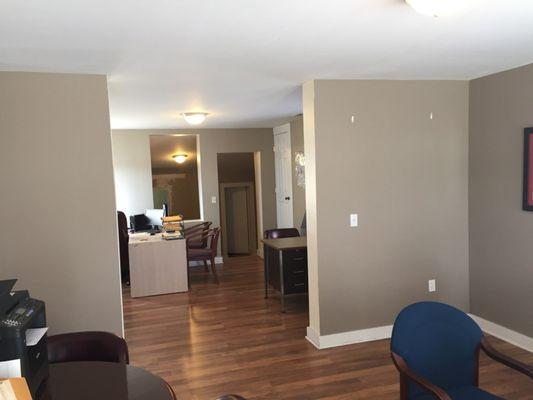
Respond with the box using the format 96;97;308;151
113;129;277;251
305;80;470;335
0;72;123;335
111;134;154;222
469;64;533;337
290;116;306;230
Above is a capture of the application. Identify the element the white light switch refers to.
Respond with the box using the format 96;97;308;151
350;214;358;227
211;196;217;204
428;279;436;292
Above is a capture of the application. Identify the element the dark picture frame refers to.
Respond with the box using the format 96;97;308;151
523;127;533;211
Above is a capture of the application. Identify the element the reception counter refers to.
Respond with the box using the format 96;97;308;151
128;233;188;297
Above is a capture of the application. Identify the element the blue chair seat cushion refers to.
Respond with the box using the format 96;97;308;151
414;386;503;400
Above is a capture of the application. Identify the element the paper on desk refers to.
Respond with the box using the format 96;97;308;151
25;327;48;346
0;359;21;378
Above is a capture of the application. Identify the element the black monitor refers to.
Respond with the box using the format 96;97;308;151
129;214;152;232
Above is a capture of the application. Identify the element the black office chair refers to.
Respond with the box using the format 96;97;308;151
117;211;130;285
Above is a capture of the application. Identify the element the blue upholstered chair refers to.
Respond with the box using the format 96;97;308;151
391;302;532;400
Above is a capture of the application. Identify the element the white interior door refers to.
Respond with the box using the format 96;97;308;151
273;123;293;228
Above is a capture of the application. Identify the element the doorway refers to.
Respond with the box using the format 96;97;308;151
217;153;258;257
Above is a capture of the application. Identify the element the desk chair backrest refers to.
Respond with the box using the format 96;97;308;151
264;228;300;239
48;331;130;364
391;302;482;399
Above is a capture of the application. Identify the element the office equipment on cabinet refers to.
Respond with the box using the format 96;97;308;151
0;279;49;397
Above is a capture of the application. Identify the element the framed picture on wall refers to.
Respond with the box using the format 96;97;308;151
523;127;533;211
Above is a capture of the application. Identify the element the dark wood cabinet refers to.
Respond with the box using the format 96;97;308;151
262;237;307;312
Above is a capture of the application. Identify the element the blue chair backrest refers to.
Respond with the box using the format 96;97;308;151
391;302;482;398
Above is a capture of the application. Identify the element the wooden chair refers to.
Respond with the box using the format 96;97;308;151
184;221;212;249
48;331;129;364
186;227;221;283
391;302;533;400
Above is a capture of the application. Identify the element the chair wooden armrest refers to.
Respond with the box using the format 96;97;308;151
186;230;214;244
184;222;211;235
481;336;533;379
391;352;452;400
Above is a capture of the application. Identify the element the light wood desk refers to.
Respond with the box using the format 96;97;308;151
128;233;188;297
262;236;307;312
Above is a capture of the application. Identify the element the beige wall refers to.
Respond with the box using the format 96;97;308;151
290;116;306;230
304;80;470;335
113;129;277;252
111;134;154;222
469;64;533;337
0;72;123;335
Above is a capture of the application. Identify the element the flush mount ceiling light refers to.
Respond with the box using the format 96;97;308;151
181;112;208;125
172;154;188;164
405;0;465;17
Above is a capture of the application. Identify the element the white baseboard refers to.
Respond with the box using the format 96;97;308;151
469;314;533;353
306;324;393;350
306;315;533;353
189;256;223;267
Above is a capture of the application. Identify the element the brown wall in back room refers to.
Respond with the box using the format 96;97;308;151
217;153;255;183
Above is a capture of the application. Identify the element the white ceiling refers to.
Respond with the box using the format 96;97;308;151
2;0;533;129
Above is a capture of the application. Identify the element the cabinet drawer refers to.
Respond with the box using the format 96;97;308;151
284;280;308;294
283;249;307;265
284;267;307;283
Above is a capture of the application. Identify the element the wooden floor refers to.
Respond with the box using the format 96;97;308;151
123;255;533;400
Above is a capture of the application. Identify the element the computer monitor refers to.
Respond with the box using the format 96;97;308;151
145;209;164;227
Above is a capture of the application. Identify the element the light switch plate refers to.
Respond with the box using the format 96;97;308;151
428;279;436;292
211;196;217;204
350;213;358;227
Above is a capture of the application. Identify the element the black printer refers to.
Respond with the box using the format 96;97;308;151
0;279;49;396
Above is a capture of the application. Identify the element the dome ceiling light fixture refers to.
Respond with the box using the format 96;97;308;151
172;154;188;164
181;112;208;125
405;0;466;18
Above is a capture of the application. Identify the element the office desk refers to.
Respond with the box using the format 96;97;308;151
262;236;307;312
129;233;188;297
38;361;175;400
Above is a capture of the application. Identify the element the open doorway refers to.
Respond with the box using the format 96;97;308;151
217;153;258;257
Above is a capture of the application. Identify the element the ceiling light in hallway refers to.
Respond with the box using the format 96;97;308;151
172;154;188;164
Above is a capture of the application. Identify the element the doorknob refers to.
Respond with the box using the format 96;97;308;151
285;196;291;200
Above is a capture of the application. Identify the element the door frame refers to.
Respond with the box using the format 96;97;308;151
219;181;257;258
273;123;294;229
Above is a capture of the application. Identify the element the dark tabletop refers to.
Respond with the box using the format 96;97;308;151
37;362;174;400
